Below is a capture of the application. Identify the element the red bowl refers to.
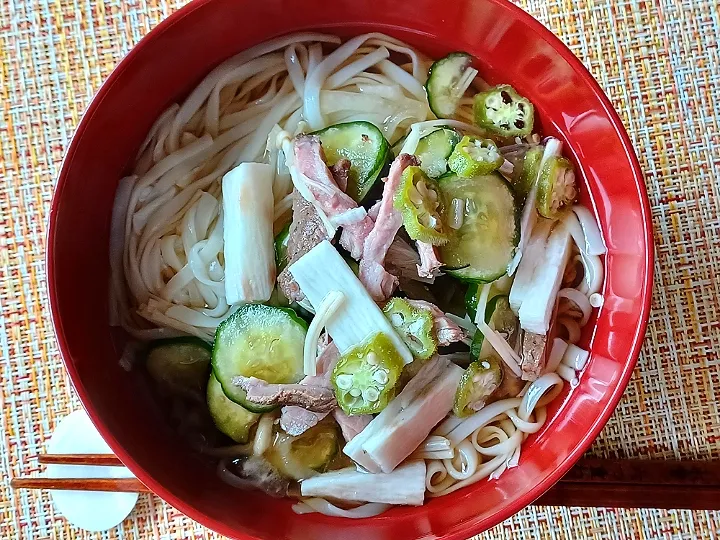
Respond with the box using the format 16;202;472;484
47;0;652;538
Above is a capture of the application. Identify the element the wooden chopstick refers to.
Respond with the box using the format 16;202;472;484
557;457;720;486
37;453;124;467
37;454;124;466
537;458;720;510
537;482;720;510
9;454;146;493
10;477;151;493
12;454;720;510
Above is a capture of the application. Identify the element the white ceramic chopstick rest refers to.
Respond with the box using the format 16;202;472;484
46;409;139;531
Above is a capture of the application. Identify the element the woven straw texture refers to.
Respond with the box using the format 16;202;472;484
1;0;719;538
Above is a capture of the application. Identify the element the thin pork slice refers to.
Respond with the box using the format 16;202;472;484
332;408;372;442
280;342;340;435
406;299;468;346
415;241;443;279
330;158;351;192
343;356;463;473
232;376;336;412
277;190;329;301
280;407;326;437
293;135;374;259
359;154;418;301
385;237;435;284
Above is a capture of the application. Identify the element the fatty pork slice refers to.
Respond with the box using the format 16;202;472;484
343;355;463;473
359;153;418;301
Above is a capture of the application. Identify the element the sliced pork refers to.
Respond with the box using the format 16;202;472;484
280;406;326;437
293;135;374;259
332;408;372;442
277;191;329;301
415;241;443;279
359;154;418;301
330;158;351;192
280;341;340;436
219;456;289;498
232;376;336;413
385;237;435;284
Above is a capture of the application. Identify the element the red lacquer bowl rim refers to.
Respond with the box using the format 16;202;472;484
47;0;653;538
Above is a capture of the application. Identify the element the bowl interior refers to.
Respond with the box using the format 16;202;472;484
48;0;652;538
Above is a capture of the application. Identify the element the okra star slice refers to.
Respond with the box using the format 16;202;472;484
331;333;404;415
448;136;504;177
382;298;437;360
473;84;534;138
536;155;577;219
453;356;504;417
393;166;448;245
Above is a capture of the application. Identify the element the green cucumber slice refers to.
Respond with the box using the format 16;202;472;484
146;337;211;397
439;173;519;282
212;304;307;413
207;374;259;443
313;121;390;202
266;421;339;480
416;128;461;178
426;52;474;118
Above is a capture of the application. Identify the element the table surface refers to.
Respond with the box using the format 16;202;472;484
1;0;719;538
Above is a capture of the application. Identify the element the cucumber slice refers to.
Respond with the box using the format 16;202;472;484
146;337;211;397
426;52;475;118
415;128;461;178
207;373;260;443
313;121;390;202
212;304;307;413
266;421;339;480
439;173;519;282
470;296;518;360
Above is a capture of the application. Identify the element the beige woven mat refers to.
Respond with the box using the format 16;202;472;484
1;0;718;538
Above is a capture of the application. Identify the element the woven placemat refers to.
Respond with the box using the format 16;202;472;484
1;0;718;538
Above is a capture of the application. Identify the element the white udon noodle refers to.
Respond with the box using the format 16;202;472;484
422;373;563;498
110;32;465;341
